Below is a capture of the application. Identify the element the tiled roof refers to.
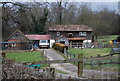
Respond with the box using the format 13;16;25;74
25;35;50;40
49;25;93;31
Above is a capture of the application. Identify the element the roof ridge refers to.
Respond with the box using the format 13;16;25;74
7;29;29;41
49;25;93;31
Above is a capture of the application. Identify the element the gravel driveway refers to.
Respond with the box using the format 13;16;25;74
43;49;119;79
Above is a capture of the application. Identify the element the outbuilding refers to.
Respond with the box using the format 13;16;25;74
25;35;50;48
6;29;32;50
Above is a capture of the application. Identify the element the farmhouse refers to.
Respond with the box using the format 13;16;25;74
49;25;93;45
25;35;50;48
6;29;32;50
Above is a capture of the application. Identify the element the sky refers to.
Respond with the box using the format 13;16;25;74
91;2;118;12
0;0;119;2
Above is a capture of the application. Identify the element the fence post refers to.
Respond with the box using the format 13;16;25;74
70;54;72;59
50;68;55;78
77;43;78;48
74;54;75;58
90;56;93;69
78;54;83;78
1;52;6;63
97;54;101;68
110;54;113;63
41;49;44;57
1;52;6;58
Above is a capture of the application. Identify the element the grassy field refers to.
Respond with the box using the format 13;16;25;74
68;48;112;57
97;35;118;42
68;48;119;71
6;51;44;62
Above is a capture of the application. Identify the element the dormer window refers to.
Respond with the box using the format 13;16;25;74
79;32;87;36
57;32;60;36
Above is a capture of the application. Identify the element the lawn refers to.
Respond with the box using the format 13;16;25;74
6;51;44;62
68;48;112;57
97;35;118;42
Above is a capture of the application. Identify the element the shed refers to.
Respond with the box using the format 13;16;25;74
6;29;32;50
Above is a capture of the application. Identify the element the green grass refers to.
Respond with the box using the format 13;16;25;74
68;48;112;57
6;51;44;62
68;48;119;72
97;35;118;42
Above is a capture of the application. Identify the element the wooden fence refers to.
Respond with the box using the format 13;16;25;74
1;51;83;79
83;56;119;68
0;41;32;51
64;52;120;79
66;51;119;69
69;42;120;48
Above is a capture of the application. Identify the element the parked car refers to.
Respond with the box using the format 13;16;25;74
39;40;49;49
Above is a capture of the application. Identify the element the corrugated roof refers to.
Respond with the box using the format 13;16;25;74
49;25;93;31
25;35;50;40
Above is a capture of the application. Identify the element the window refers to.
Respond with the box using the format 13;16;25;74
57;32;60;36
12;44;16;47
79;32;87;36
83;32;87;36
68;33;73;37
40;40;47;43
79;32;82;36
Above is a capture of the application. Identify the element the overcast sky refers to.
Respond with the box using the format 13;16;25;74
91;2;118;12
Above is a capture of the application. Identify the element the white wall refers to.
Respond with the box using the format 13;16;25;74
83;40;92;43
50;39;55;48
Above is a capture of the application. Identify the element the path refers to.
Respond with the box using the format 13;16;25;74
43;49;119;79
